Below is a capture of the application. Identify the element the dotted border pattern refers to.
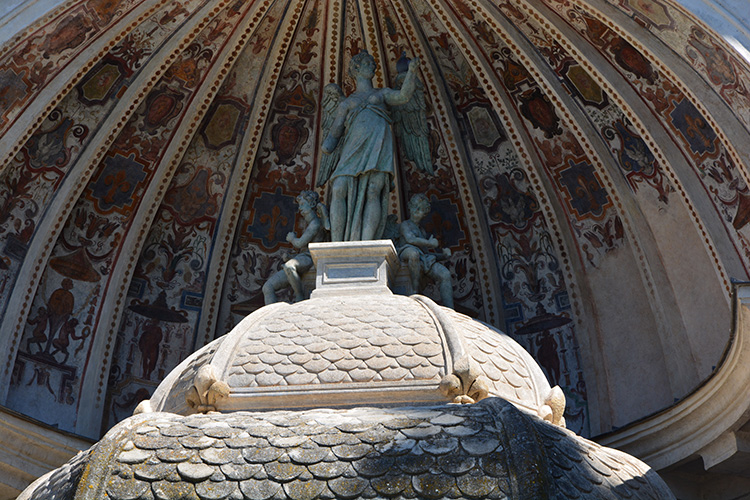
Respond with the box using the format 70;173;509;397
468;0;695;355
2;0;231;380
0;0;169;175
418;0;596;338
391;0;500;324
563;0;750;233
513;0;731;298
615;0;750;128
90;0;263;407
0;0;83;60
197;0;308;347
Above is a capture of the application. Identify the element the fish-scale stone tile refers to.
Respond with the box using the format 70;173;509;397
133;462;176;481
222;295;443;390
195;480;237;500
25;399;674;500
379;366;408;381
106;475;150;499
320;349;346;362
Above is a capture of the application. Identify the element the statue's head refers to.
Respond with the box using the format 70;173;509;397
408;193;431;215
297;190;319;211
349;50;376;79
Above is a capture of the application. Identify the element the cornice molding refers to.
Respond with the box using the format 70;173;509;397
599;282;750;470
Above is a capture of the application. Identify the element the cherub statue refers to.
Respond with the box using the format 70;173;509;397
262;190;328;304
398;193;453;309
318;50;431;241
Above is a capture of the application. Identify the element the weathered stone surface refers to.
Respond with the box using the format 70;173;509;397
238;478;281;500
328;476;368;498
242;446;284;464
200;447;240;465
118;448;152;464
105;475;150;500
264;461;306;482
195;480;237;500
152;480;199;500
307;459;350;480
288;446;332;465
412;473;454;498
225;295;445;388
133;462;175;481
177;462;216;482
21;399;675;500
282;479;327;500
156;447;194;463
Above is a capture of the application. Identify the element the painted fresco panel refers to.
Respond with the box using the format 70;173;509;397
6;0;244;433
374;0;485;318
441;0;626;270
408;0;589;434
543;0;750;272
0;0;155;137
104;0;292;428
218;0;328;333
605;0;750;132
0;0;207;350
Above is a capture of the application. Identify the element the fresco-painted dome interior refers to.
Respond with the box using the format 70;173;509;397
1;0;750;454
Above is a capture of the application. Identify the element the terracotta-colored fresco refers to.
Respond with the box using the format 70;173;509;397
606;0;750;132
0;0;150;140
6;0;247;433
543;0;750;272
0;0;207;355
490;1;674;203
373;0;486;319
1;0;747;443
219;0;327;332
103;0;285;430
407;0;589;434
441;0;625;271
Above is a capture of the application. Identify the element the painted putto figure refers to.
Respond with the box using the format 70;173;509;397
263;190;329;304
318;50;430;241
398;193;453;309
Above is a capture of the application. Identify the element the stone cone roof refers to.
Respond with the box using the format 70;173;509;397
17;289;676;499
148;293;561;424
19;398;674;500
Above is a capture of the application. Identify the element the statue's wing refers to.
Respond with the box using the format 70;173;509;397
392;74;433;175
316;83;345;187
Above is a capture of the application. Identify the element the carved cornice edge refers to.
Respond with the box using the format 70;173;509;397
599;283;750;470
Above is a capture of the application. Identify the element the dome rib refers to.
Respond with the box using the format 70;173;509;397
0;0;230;408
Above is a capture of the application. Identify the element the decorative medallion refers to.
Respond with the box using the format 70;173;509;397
271;115;310;165
519;88;562;138
200;99;247;150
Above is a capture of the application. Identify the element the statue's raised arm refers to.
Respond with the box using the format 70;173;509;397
383;56;420;106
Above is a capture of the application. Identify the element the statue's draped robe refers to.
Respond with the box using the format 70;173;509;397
331;98;395;241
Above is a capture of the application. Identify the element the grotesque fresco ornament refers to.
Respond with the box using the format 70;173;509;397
519;88;563;139
14;0;750;456
271;115;310;165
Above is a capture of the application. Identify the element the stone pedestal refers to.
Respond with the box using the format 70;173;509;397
309;240;400;298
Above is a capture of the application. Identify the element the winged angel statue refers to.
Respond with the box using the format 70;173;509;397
318;50;432;241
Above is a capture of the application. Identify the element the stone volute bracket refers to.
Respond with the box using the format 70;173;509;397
184;365;230;413
413;295;490;405
414;294;566;427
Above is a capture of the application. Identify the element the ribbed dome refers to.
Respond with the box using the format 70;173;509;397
1;0;749;440
149;293;564;426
